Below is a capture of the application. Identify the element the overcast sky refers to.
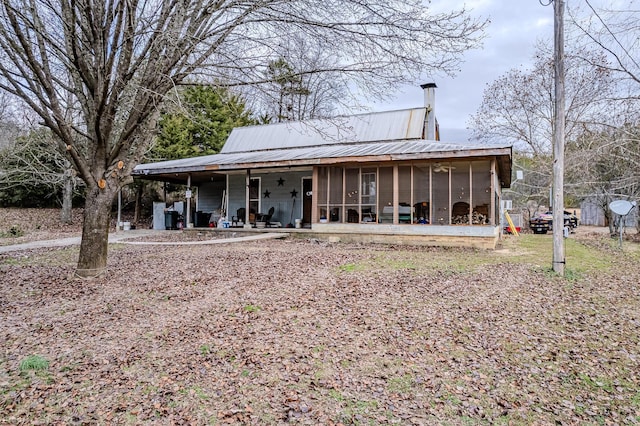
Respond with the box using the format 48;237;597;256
377;0;595;140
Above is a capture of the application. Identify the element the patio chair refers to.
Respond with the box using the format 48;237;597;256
257;206;275;226
232;208;245;227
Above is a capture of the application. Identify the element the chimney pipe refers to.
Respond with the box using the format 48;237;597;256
421;83;437;140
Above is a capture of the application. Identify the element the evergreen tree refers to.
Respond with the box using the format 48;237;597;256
266;58;311;122
152;86;256;161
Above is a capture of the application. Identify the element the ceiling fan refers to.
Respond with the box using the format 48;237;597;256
433;163;455;173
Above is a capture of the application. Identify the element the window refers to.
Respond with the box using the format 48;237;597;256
377;167;393;223
361;172;376;204
472;161;491;224
413;164;430;223
432;164;450;225
451;161;470;224
329;167;343;221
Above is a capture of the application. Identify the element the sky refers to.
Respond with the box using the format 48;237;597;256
378;0;561;140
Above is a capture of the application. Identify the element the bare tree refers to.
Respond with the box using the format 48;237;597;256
565;2;640;231
569;1;640;87
469;43;623;222
503;153;553;220
0;127;83;207
0;91;80;221
245;35;351;121
0;0;487;278
0;91;21;150
470;42;617;155
567;121;640;233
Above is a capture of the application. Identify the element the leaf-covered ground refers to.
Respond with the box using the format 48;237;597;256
0;208;84;246
1;209;639;425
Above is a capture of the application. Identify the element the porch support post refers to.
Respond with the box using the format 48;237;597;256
410;165;414;223
469;162;473;225
244;170;252;228
393;165;399;224
186;174;192;227
490;160;496;226
448;164;452;225
429;164;433;223
342;168;346;222
312;167;319;223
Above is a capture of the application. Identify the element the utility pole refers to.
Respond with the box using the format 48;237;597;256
540;0;566;276
552;0;566;276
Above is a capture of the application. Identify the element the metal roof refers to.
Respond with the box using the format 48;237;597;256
134;139;511;174
220;108;428;153
133;107;513;186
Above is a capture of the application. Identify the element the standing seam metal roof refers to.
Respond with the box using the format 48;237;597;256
220;108;428;153
133;107;512;180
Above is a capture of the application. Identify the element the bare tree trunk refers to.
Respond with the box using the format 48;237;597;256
75;188;115;278
606;210;616;236
134;183;143;226
60;164;74;224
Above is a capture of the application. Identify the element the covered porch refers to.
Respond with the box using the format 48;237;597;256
134;154;511;249
133;105;512;248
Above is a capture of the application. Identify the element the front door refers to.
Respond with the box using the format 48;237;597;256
249;178;260;222
302;177;312;227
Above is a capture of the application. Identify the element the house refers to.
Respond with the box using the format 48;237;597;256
133;84;513;249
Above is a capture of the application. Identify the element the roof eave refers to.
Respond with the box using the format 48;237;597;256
134;146;511;175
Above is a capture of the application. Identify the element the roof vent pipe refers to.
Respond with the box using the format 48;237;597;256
421;83;437;140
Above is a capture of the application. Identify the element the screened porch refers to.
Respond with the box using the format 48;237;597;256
313;160;499;227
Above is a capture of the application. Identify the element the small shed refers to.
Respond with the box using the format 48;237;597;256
581;198;638;227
